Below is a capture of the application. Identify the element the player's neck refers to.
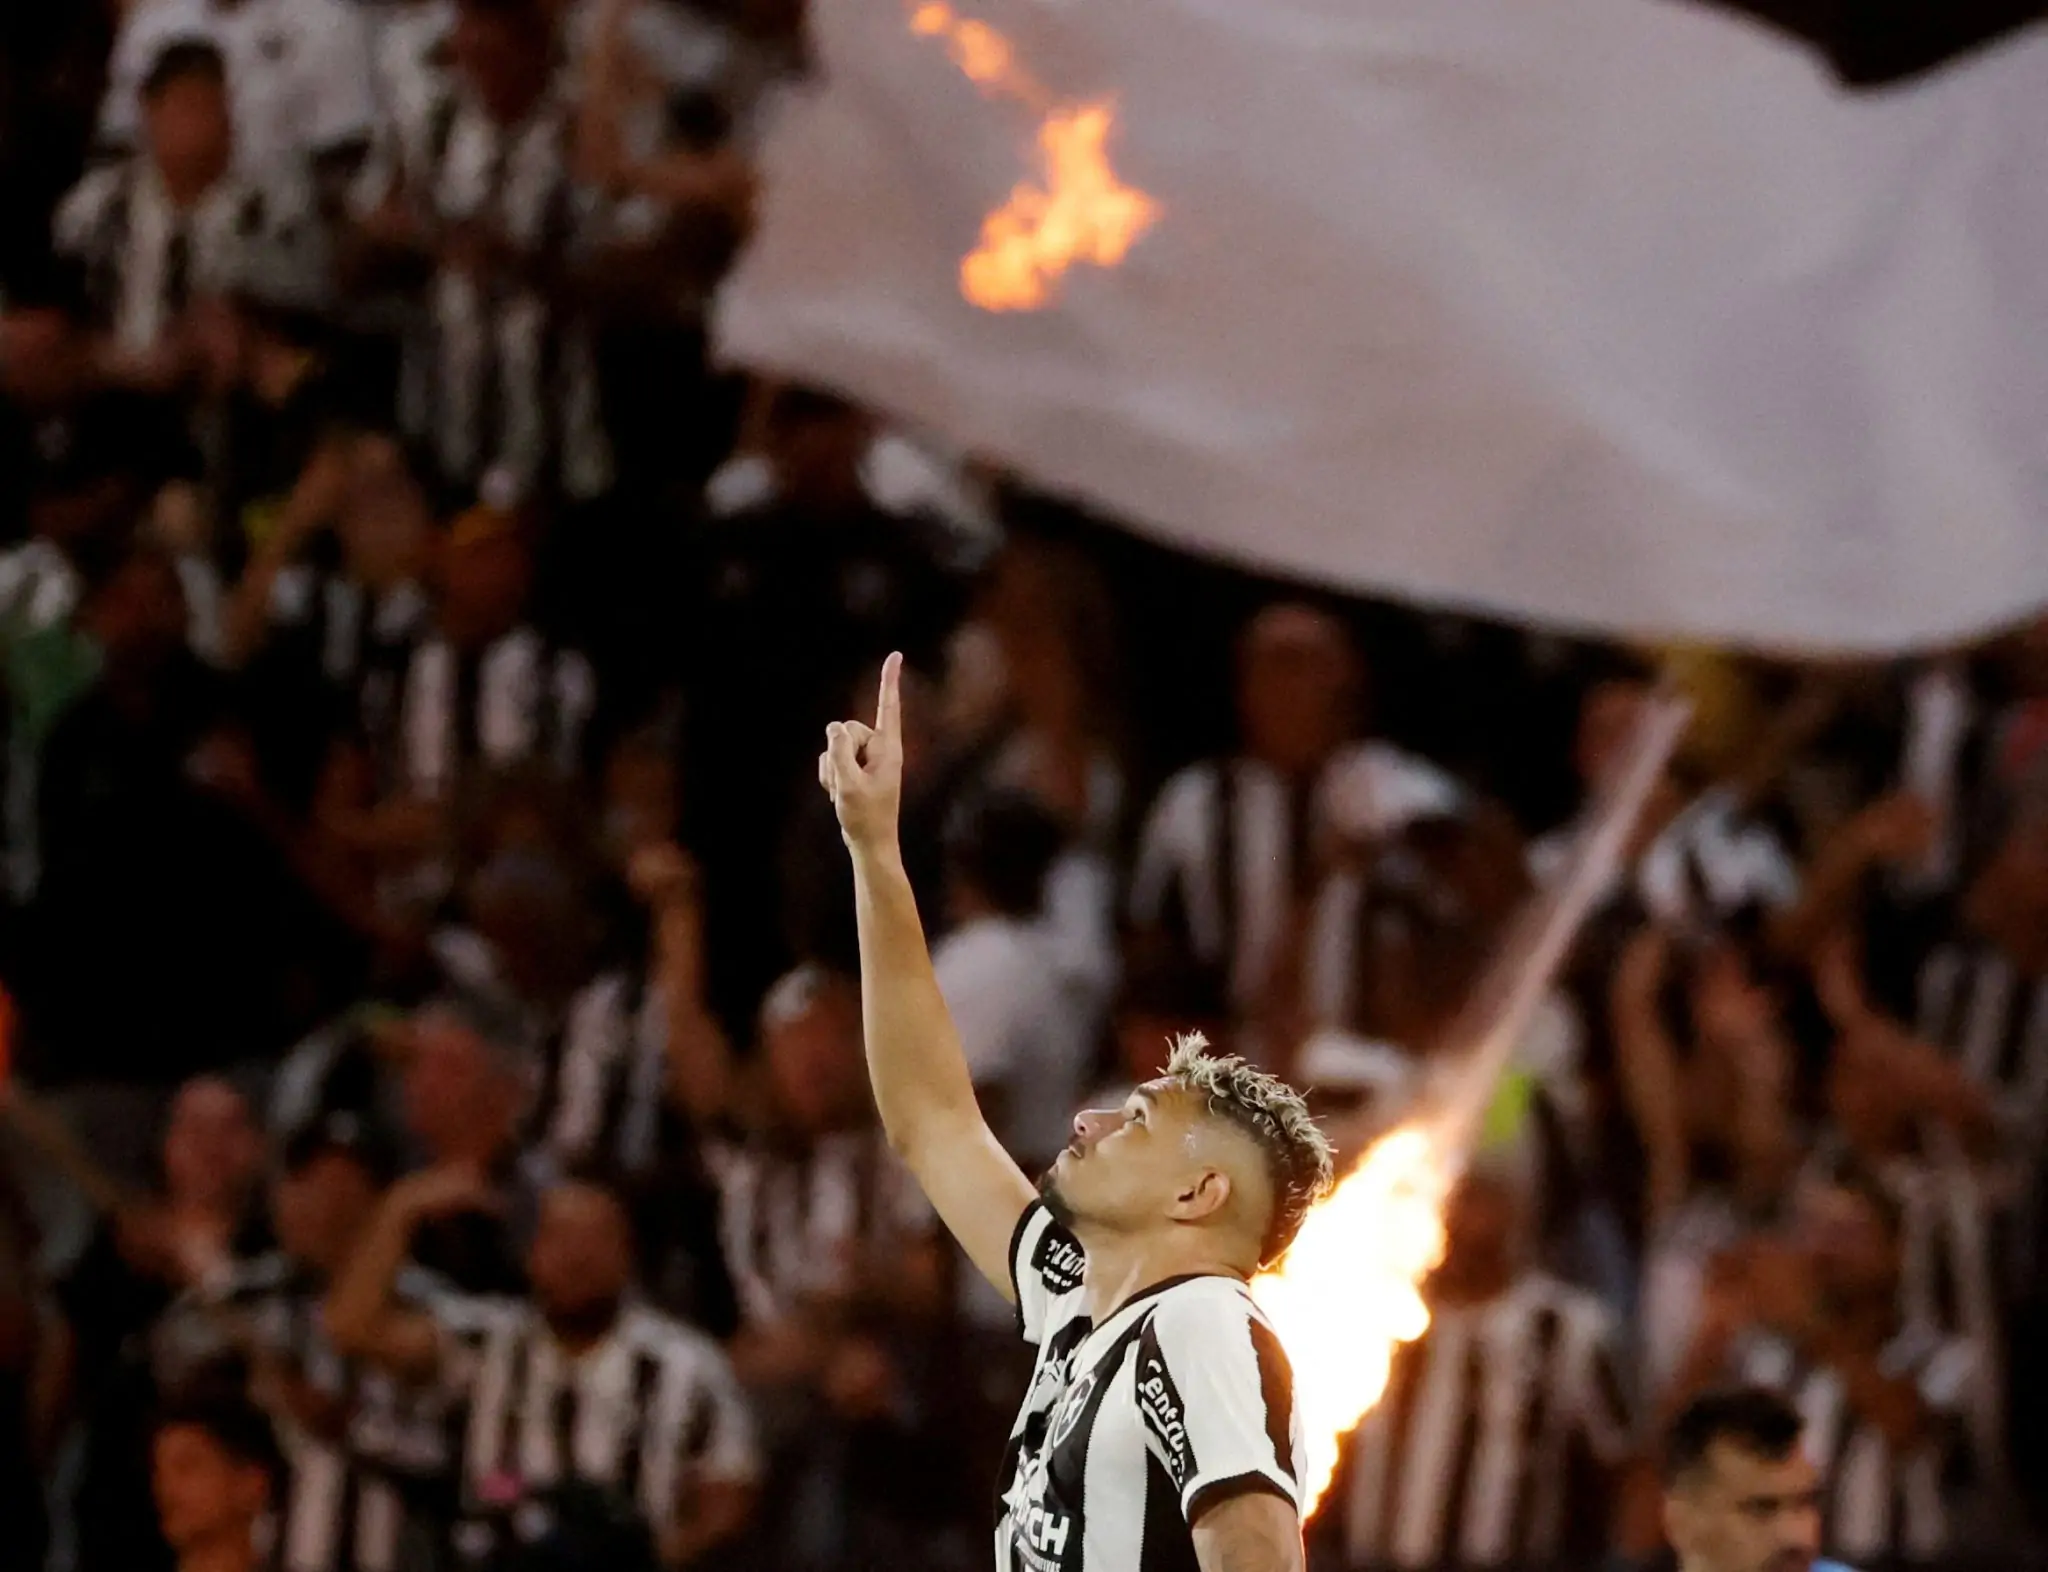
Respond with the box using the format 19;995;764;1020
1078;1231;1247;1322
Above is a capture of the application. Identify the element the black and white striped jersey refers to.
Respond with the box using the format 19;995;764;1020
705;1128;933;1330
1336;1273;1633;1571
268;572;429;719
1128;746;1460;1021
997;1203;1306;1572
156;1254;459;1572
1861;885;2048;1166
428;931;671;1178
1908;939;2048;1158
54;158;323;352
352;71;637;503
1728;1324;1978;1568
395;627;598;803
432;1296;756;1560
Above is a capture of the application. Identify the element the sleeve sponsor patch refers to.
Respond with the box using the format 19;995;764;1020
1033;1218;1087;1296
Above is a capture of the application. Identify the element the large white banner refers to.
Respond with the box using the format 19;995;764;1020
716;0;2048;653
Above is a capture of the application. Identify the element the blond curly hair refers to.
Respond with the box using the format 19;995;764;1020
1164;1033;1335;1265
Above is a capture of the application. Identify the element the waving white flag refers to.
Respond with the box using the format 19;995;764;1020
716;0;2048;652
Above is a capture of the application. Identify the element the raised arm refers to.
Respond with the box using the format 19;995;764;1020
819;653;1037;1299
323;1166;490;1382
1609;926;1691;1231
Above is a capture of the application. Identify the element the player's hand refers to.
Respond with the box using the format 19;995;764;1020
820;652;905;857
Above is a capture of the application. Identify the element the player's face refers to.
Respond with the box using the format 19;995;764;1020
1666;1442;1822;1572
152;1426;266;1553
1042;1082;1205;1236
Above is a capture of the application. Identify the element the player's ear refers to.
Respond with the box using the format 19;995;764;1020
1168;1167;1232;1224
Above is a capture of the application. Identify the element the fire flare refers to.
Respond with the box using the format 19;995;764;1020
908;1;1160;311
1250;693;1692;1520
1251;1124;1454;1516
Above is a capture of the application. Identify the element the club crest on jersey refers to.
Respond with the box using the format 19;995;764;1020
1138;1350;1194;1491
1048;1371;1097;1448
1033;1223;1086;1295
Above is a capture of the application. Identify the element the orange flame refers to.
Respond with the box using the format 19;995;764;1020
908;1;1160;311
1251;1124;1453;1517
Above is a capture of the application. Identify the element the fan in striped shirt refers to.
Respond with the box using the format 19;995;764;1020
154;1115;459;1572
223;426;435;816
325;1170;760;1569
425;843;693;1180
1671;1170;1982;1569
317;503;597;914
56;36;326;396
1857;791;2048;1175
1335;1165;1638;1572
343;0;672;506
391;504;598;821
1127;603;1461;1035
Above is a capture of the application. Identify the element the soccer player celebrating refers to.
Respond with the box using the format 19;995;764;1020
818;654;1335;1572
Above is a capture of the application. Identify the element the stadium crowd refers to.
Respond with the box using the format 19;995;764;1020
1;3;2047;1571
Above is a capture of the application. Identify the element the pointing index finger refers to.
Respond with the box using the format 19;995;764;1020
875;651;904;741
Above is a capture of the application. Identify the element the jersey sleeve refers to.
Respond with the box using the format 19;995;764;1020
1135;1291;1303;1523
1008;1200;1086;1347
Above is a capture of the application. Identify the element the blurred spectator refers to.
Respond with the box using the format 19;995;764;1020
1333;1166;1637;1571
58;39;324;399
100;0;377;194
313;502;596;919
390;1009;540;1295
425;836;695;1175
1128;601;1460;1056
155;1113;456;1572
149;1390;286;1572
946;535;1123;843
1300;806;1598;1269
1670;1169;1983;1567
54;1079;270;1572
22;539;359;1093
0;391;192;907
1856;785;2048;1177
326;1171;759;1569
699;964;952;1570
226;424;434;815
1616;927;1809;1402
395;504;595;806
932;785;1095;1173
344;0;668;507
